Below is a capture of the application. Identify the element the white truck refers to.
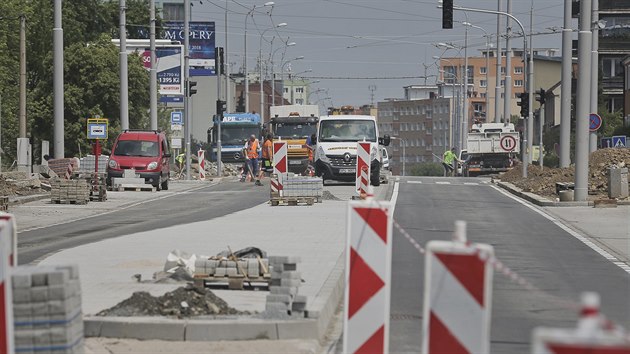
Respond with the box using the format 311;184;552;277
460;122;520;177
314;114;390;186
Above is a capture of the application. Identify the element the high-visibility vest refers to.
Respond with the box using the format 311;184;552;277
247;139;259;159
262;140;272;159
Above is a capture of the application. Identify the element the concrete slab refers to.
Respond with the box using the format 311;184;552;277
97;317;186;341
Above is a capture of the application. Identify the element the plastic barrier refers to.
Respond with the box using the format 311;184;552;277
273;141;288;196
355;142;371;196
0;215;16;353
198;149;206;180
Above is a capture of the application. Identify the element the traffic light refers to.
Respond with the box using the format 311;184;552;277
186;80;197;97
517;92;529;118
216;100;226;116
442;0;453;29
536;88;546;105
214;47;225;75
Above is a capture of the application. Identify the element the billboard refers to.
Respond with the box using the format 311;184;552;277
141;46;184;96
163;21;216;76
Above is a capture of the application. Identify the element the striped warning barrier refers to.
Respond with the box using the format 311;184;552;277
532;292;630;354
0;216;15;354
422;221;494;354
198;149;206;180
270;174;281;196
356;142;371;196
273;141;288;196
343;198;392;354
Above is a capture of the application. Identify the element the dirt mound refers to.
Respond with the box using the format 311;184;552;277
0;173;47;197
500;148;630;198
96;285;246;318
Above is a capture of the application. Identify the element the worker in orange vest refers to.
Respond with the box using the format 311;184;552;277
244;134;262;186
258;133;273;182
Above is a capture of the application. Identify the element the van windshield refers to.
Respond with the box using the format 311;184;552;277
114;140;159;157
318;120;376;142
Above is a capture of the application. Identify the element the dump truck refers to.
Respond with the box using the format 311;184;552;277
269;105;319;174
460;122;520;177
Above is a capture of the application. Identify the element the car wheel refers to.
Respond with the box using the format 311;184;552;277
371;169;381;187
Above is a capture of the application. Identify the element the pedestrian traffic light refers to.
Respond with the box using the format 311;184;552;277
186;81;197;97
216;100;226;116
536;88;546;105
442;0;453;29
517;92;529;117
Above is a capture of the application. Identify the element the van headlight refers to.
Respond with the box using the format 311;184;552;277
317;146;330;163
147;161;158;170
108;159;118;169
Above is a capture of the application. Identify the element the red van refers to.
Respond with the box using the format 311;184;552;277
107;130;171;191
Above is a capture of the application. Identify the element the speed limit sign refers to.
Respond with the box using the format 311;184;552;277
499;135;517;152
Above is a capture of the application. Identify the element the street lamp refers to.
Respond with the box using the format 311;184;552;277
260;22;287;121
462;21;491;123
244;2;274;113
271;41;295;106
306;88;325;104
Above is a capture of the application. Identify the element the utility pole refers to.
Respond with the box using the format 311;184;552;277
462;24;469;150
19;15;26;139
575;0;593;201
539;101;544;167
589;0;599;153
494;0;502;123
119;0;129;131
53;1;64;158
149;0;158;131
184;0;191;180
503;0;512;126
523;4;534;177
225;0;230;112
560;0;572;167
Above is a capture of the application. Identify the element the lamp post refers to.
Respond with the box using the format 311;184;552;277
271;41;296;106
244;2;274;113
259;22;287;121
435;55;462;151
307;88;325;104
462;22;491;123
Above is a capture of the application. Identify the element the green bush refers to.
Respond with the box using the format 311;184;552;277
543;154;559;168
410;162;444;176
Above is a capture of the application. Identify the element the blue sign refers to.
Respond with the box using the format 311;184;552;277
589;113;602;131
161;96;184;103
601;137;612;148
86;118;109;140
171;111;183;125
163;21;216;76
612;135;627;148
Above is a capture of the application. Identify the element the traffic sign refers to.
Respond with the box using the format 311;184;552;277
589;113;602;132
601;138;612;148
499;135;517;152
171;111;183;125
86;118;108;140
612;136;627;148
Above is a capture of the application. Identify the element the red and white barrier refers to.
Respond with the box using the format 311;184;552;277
0;215;16;354
356;142;371;195
197;149;206;180
343;198;392;354
422;221;494;354
532;292;630;354
273;141;288;196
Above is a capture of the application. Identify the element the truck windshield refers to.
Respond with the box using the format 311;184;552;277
274;122;317;139
220;126;260;145
114;140;159;157
318;120;376;142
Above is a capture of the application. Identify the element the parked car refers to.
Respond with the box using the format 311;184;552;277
380;146;390;170
106;130;171;190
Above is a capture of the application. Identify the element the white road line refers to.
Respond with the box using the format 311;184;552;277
491;185;630;275
464;182;479;186
407;181;423;184
435;181;451;185
390;181;400;216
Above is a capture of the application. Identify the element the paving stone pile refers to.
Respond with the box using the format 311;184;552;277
263;256;307;319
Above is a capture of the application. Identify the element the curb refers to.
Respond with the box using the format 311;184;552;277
496;181;630;207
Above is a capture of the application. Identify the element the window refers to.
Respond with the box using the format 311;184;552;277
480;67;487;74
296;87;304;93
602;58;623;78
163;3;185;20
500;67;506;74
480;93;486;98
444;66;457;84
514;66;523;74
501;51;506;57
501;80;505;86
295;99;304;104
501;93;505;98
284;88;289;93
514;80;523;87
480;80;487;88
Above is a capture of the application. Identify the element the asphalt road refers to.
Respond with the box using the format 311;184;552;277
390;176;630;354
17;180;270;265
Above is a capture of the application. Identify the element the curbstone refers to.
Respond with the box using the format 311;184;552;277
265;294;292;304
99;317;185;341
280;278;301;288
185;320;279;341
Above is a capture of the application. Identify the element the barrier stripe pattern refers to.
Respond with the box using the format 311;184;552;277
198;150;206;180
422;240;494;354
355;142;371;195
344;200;392;354
273;141;288;194
0;216;15;354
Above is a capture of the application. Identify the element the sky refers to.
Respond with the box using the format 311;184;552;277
190;0;570;108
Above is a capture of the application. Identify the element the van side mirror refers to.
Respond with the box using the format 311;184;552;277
379;135;391;146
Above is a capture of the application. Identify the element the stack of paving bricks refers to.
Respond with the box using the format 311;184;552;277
0;195;8;211
193;257;270;290
111;170;152;191
47;158;79;179
282;174;323;199
50;179;90;205
77;155;109;173
89;173;107;202
265;256;307;318
11;264;84;354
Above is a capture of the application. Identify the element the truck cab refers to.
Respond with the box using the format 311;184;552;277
208;113;261;163
314;115;389;186
269;106;319;174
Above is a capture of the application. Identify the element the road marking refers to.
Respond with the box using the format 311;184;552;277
463;182;479;186
18;182;219;233
390;181;400;216
491;185;630;275
407;181;422;184
436;181;451;185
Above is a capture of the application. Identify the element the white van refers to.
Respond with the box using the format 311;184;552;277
314;115;390;186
